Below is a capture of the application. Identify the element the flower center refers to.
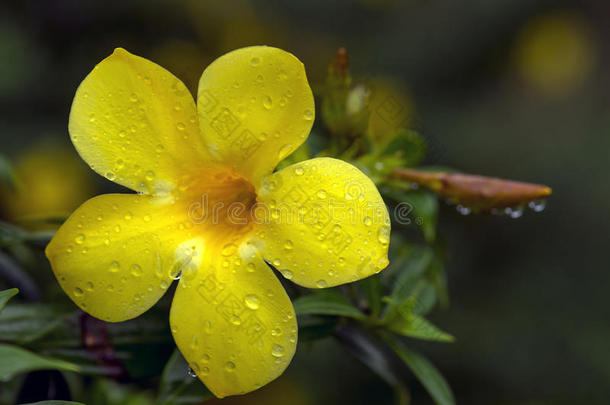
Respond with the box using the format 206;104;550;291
180;169;257;243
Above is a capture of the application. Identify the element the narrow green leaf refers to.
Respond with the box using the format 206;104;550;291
383;334;455;405
389;246;434;303
0;155;17;190
21;401;86;405
386;297;454;342
0;303;69;344
0;288;18;313
0;344;79;381
293;291;366;320
157;349;213;405
360;274;383;317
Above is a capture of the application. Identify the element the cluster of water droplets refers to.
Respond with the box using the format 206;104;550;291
451;199;547;217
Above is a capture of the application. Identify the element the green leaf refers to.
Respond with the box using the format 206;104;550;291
389;246;434;303
0;344;79;381
335;325;409;404
157;350;213;405
0;303;69;344
359;274;383;317
293;291;366;320
386;297;454;343
383;334;455;405
0;154;17;189
381;129;426;167
0;288;18;313
22;400;85;405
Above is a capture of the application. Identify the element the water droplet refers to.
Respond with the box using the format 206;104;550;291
173;103;182;111
187;367;197;378
246;263;256;272
230;315;242;325
304;109;314;120
316;279;328;288
278;144;293;160
505;206;524;218
225;361;236;372
282;270;293;279
129;93;138;103
105;172;116;180
284;240;294;250
456;205;471;215
143;214;151;222
75;234;86;244
86;282;94;291
364;217;373;226
124;212;133;220
263;96;272;109
272;258;281;267
118;130;127;138
271;344;285;358
131;264;143;277
145;170;155;181
250;56;261;66
271;328;282;336
222;243;237;256
160;280;169;290
377;225;390;245
108;261;120;273
88;113;96;122
244;294;260;310
176;122;186;131
528;199;546;212
73;287;84;297
317;190;327;199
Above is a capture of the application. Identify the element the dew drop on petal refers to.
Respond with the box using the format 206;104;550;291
244;294;260;310
131;264;143;277
271;344;285;358
108;261;120;273
377;225;390;245
75;234;86;244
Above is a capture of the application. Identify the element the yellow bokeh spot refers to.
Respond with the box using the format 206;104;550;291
366;78;415;143
513;12;596;96
0;141;95;225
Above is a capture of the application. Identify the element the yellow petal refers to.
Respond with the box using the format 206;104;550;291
197;46;314;186
256;157;390;288
45;194;195;322
170;248;296;398
69;48;212;194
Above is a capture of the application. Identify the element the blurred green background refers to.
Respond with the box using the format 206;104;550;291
1;0;608;404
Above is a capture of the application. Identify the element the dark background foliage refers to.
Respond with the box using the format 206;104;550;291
1;0;608;404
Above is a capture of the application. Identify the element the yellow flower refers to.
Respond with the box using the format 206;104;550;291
45;46;390;397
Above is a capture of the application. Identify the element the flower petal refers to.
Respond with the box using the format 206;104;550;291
45;194;195;322
69;48;212;194
170;248;296;398
197;46;314;186
257;158;390;288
